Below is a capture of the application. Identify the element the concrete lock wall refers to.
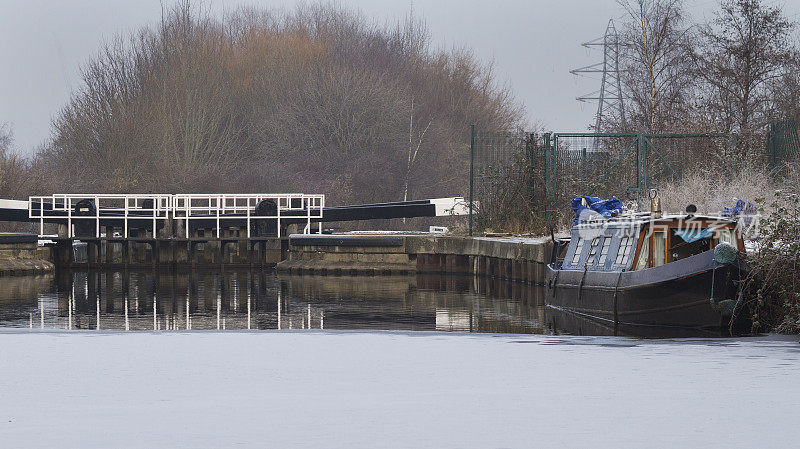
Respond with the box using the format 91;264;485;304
0;235;54;275
35;220;552;281
277;235;552;285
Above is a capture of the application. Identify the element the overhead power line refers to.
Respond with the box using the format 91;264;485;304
571;19;626;136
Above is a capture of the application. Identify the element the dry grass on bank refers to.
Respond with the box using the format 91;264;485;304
657;168;778;216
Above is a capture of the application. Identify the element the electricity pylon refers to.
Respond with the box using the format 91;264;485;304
571;19;626;134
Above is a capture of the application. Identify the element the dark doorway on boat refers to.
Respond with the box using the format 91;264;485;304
669;228;711;262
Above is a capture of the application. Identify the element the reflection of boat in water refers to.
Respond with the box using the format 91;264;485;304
544;303;744;338
546;208;751;337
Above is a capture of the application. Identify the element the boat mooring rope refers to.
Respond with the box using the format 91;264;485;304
709;242;744;316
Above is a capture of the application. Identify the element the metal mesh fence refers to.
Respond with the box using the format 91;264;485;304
468;128;734;234
539;133;732;229
469;128;535;234
767;118;800;173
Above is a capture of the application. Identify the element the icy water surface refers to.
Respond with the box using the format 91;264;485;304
0;270;548;333
3;272;799;448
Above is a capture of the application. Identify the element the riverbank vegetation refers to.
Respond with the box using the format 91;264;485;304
659;164;800;334
745;186;800;334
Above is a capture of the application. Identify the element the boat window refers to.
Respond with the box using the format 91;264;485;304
570;238;585;266
653;232;666;267
597;237;612;265
614;236;634;267
586;237;601;265
718;228;737;248
635;237;650;270
669;228;712;262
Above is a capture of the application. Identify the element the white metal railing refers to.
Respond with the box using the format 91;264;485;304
29;194;173;238
29;193;324;239
172;194;324;238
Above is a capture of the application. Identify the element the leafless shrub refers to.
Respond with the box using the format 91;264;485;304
474;144;544;234
657;168;776;215
743;190;800;334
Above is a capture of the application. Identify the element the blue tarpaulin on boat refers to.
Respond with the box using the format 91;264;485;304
674;227;714;243
721;199;756;218
571;196;625;226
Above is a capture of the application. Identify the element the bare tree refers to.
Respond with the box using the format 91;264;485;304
0;123;11;157
616;0;695;132
0;124;14;197
0;124;46;202
42;1;522;211
693;0;797;135
402;99;432;203
772;69;800;125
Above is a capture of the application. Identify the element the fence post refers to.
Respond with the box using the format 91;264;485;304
469;124;475;236
635;134;643;207
543;132;552;231
527;133;537;213
642;135;649;202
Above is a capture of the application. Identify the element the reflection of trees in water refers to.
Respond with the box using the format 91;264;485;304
4;270;548;334
0;274;54;326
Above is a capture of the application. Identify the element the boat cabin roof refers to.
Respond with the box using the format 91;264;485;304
559;213;742;272
573;213;738;230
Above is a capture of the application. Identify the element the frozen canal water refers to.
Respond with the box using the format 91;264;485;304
1;271;798;447
1;331;798;448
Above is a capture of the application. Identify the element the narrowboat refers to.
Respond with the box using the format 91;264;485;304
546;205;751;336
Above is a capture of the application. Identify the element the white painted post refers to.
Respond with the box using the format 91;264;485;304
319;196;324;234
151;196;156;238
320;310;324;330
216;195;221;238
95;195;100;238
96;297;100;330
246;200;251;238
153;294;157;331
67;198;72;238
125;296;130;331
307;304;311;330
216;292;221;330
277;291;282;330
40;298;44;329
40;199;44;236
185;197;190;238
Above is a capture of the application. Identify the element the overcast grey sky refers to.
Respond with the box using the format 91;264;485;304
1;0;798;154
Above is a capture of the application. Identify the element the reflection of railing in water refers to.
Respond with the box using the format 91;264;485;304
12;271;547;334
44;271;325;331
